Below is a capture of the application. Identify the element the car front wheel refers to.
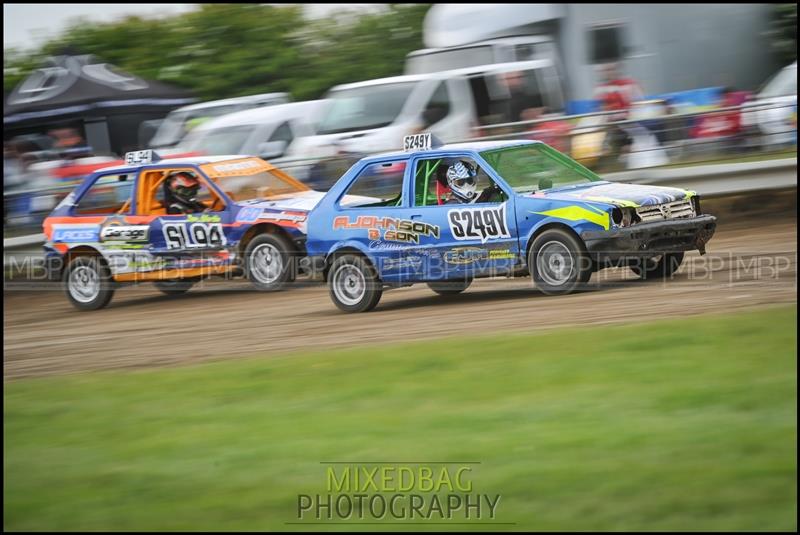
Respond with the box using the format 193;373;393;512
244;234;293;291
529;229;591;295
328;254;382;313
64;256;115;311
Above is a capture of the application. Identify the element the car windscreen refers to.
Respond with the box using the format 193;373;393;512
150;104;252;148
406;46;496;74
213;171;307;201
480;144;600;193
316;82;416;135
184;125;257;155
759;65;797;99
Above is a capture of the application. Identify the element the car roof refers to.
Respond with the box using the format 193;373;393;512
191;100;323;131
174;93;290;113
366;139;539;160
94;154;253;174
330;59;554;93
330;73;444;92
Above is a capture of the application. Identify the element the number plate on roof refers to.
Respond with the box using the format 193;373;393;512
125;150;156;165
403;133;432;152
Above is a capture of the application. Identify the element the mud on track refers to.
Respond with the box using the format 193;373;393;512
4;216;797;380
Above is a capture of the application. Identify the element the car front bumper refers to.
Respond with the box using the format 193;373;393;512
581;215;717;261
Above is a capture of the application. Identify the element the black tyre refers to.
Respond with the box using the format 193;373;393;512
153;278;197;295
244;233;294;291
630;252;684;280
427;279;472;295
328;254;382;313
63;256;115;311
528;229;591;295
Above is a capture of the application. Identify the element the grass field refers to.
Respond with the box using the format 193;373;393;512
4;306;797;531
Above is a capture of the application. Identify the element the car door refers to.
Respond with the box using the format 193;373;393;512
330;158;441;282
137;166;233;272
407;153;519;281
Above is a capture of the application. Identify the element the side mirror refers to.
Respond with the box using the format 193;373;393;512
258;140;288;160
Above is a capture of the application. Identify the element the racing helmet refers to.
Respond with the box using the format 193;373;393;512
446;160;478;202
168;171;201;203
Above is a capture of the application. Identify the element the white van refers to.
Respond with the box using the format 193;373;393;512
148;92;291;149
179;101;322;158
741;61;797;148
301;60;565;158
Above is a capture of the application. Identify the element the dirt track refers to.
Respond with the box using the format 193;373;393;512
4;216;797;380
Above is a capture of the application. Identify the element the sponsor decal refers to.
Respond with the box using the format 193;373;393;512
236;206;262;223
100;224;149;242
260;211;307;223
52;225;99;243
186;213;222;223
211;160;261;173
448;203;510;244
334;215;440;244
444;247;517;265
162;221;227;250
383;255;423;271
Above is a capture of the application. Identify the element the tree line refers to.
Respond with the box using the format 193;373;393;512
3;4;432;102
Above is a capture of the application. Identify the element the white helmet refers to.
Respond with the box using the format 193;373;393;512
446;161;478;202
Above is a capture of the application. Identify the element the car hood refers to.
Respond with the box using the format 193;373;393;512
527;181;693;208
238;190;327;213
237;190;377;213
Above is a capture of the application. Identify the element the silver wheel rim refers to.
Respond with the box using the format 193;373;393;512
332;264;366;306
537;241;574;286
250;243;283;284
69;265;100;303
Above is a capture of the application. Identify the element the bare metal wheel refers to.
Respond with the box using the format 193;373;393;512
529;229;590;295
63;256;115;311
244;234;293;291
251;243;283;283
328;254;382;313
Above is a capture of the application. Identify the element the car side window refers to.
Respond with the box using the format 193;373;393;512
145;169;225;215
339;161;407;208
268;121;294;145
413;157;506;206
421;82;451;127
74;174;133;215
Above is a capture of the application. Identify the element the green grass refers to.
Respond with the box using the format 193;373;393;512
4;306;797;531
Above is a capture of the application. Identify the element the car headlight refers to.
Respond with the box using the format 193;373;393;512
611;207;636;227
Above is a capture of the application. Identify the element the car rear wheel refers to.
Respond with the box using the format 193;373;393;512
328;254;382;313
64;256;115;311
529;229;591;295
630;252;684;280
244;234;293;291
427;279;472;295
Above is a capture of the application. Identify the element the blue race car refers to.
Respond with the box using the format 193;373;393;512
43;150;325;310
305;134;717;312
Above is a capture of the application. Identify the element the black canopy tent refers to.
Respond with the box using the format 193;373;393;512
4;54;196;156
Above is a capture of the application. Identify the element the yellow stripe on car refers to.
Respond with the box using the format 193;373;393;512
532;206;611;230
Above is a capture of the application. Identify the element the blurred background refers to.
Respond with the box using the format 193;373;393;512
3;3;797;236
